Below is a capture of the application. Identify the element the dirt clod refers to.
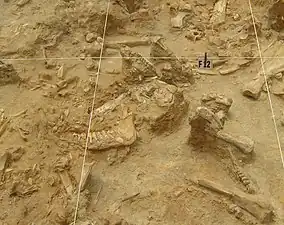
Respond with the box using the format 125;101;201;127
0;61;20;86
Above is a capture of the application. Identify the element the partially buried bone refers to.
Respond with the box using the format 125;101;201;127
80;161;95;191
201;93;233;114
150;36;178;63
93;92;129;116
189;106;224;147
242;50;284;99
201;93;233;124
228;149;257;194
105;38;151;49
193;178;275;223
171;12;189;28
210;0;228;26
120;46;158;83
190;106;224;136
131;79;188;133
216;130;254;154
88;111;137;151
189;103;255;155
150;37;194;84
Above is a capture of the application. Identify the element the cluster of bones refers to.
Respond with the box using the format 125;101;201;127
75;36;276;225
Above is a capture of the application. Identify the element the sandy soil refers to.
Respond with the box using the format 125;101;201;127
1;0;284;224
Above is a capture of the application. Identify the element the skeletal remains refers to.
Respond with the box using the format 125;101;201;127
191;178;274;224
120;45;158;83
149;37;194;84
242;45;284;100
189;93;257;196
190;93;254;154
88;108;137;151
117;37;194;85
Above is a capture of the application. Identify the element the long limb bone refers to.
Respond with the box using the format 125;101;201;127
243;54;284;99
216;130;254;154
105;38;151;49
192;178;275;223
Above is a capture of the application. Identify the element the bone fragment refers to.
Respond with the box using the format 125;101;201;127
88;113;137;151
213;59;228;67
242;75;265;99
228;149;257;194
17;0;31;7
243;52;284;99
0;152;10;180
171;12;189;28
210;0;227;25
59;170;73;196
233;192;274;223
0;119;9;138
105;38;151;49
57;65;64;79
219;65;240;75
196;69;219;76
216;130;254;154
94;93;128;116
80;161;95;191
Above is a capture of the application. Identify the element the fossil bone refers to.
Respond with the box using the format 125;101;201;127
80;161;95;191
242;50;284;100
88;112;137;151
105;38;151;49
120;46;158;83
193;178;275;223
216;131;254;154
210;0;228;25
228;149;257;194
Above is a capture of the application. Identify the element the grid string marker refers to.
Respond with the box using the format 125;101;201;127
72;0;111;224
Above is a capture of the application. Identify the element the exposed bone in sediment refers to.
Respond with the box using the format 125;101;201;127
219;65;240;75
233;192;274;223
59;170;73;196
149;37;194;84
150;36;178;62
194;178;275;223
131;80;188;133
0;118;9;138
105;38;151;49
195;69;219;76
0;152;11;180
201;93;233;114
160;60;194;84
120;46;158;83
242;75;265;99
195;106;224;135
216;131;254;154
228;149;257;194
171;12;189;28
227;203;259;225
210;0;228;25
243;54;284;99
93;92;129;116
150;90;188;133
189;106;224;146
80;161;95;191
88;113;137;151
